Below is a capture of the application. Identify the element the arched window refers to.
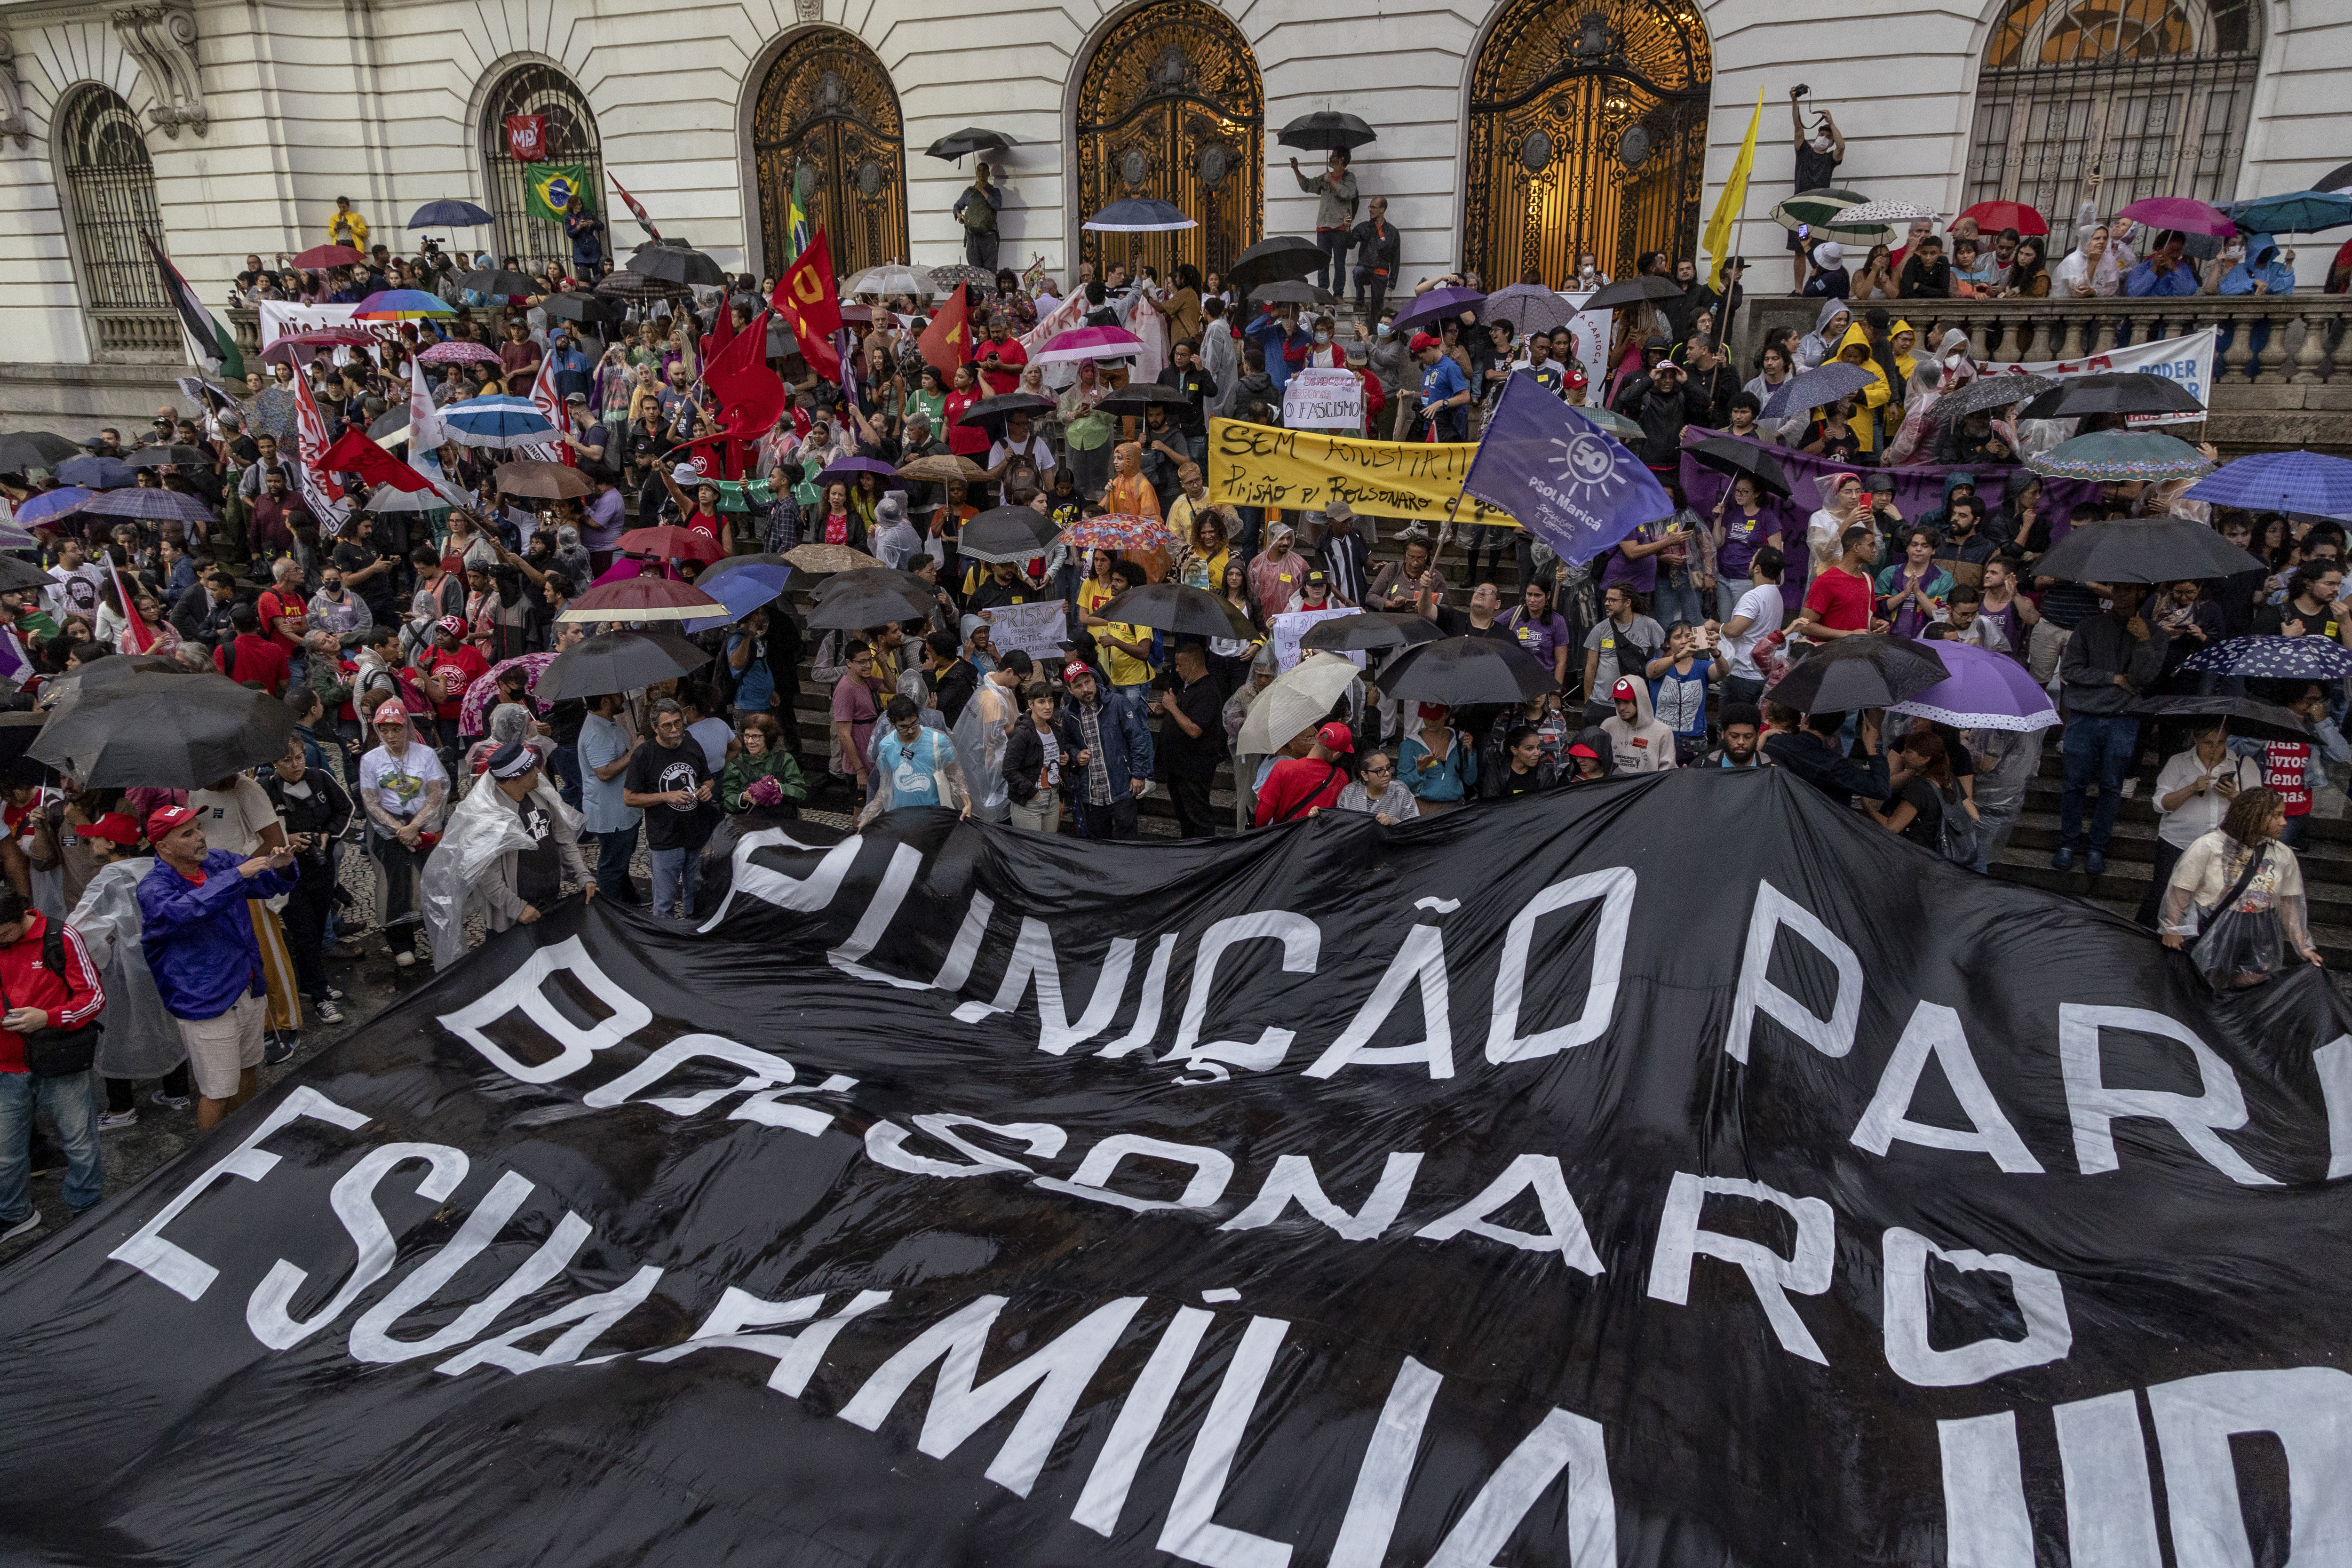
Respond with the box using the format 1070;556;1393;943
1964;0;2258;249
480;64;604;272
54;84;174;357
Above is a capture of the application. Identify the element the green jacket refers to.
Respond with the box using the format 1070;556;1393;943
721;747;809;812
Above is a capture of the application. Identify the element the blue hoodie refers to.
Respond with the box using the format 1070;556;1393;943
2220;233;2296;295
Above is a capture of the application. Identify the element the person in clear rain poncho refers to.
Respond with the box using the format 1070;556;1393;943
422;741;591;969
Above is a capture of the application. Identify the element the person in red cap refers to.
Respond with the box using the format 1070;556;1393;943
357;700;450;963
419;614;489;745
1408;331;1472;442
1060;660;1152;841
136;805;296;1131
1253;720;1354;828
0;881;106;1244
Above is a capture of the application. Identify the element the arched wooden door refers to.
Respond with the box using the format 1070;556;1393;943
1074;1;1262;282
1464;1;1711;288
753;29;909;281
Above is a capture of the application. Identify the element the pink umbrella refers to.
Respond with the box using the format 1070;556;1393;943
459;651;559;734
259;326;381;366
2116;197;2237;238
420;340;503;366
1033;324;1144;365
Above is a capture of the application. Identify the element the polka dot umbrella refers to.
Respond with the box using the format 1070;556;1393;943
2180;635;2352;680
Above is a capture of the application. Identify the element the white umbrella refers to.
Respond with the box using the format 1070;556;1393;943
1838;199;1938;224
845;262;934;298
1237;651;1359;757
364;480;466;513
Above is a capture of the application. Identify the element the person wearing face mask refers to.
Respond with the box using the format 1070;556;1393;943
1359;309;1411;436
1302;314;1347;370
1788;88;1845;294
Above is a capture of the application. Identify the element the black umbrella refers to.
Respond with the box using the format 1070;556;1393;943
1685;437;1791;498
1095;382;1191;418
125;445;210;469
812;565;931;601
454;267;542;298
1300;612;1444;654
954;391;1057;435
926;127;1014;162
808;570;939;630
628;241;728;288
0;556;54;593
30;671;297;788
56;455;135;490
0;711;45;776
1763;636;1948;713
2130;694;2308;745
2033;518;2263;585
2017;372;2205;421
1375;636;1558;705
533;632;712;702
0;432;87;470
1278;112;1377;153
1933;373;2057;424
369;406;411;442
1248;279;1338;308
1097;583;1254;639
1225;235;1325;295
1582;275;1685;312
37;653;184;716
595;270;688;299
955;506;1060;565
541;290;623;325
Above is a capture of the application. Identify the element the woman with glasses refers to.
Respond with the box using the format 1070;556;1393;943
1328;751;1418;825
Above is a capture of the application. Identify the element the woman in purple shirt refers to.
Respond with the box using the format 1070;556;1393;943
1499;580;1575;688
1712;475;1782;622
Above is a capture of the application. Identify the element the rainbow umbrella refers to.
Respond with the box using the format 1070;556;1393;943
353;289;455;320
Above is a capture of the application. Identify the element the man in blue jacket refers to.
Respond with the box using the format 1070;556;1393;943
1242;302;1314;403
137;806;300;1131
2218;232;2298;372
1059;659;1152;841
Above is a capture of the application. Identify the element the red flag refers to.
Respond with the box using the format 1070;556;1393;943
505;114;547;161
701;294;736;371
108;560;156;654
608;171;661;241
917;284;973;377
319;430;434;493
771;228;842;343
706;310;789;466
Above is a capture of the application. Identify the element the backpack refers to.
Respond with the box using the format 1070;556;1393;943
19;923;103;1077
1935;784;1981;868
959;186;995;232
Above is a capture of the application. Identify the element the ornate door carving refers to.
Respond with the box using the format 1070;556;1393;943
754;29;909;281
1465;2;1710;289
1075;1;1262;282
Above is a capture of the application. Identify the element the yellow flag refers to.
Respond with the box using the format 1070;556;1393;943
1704;89;1764;292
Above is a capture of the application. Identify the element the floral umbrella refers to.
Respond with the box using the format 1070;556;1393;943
2026;430;2215;482
1059;514;1174;552
420;340;503;366
459;651;559;734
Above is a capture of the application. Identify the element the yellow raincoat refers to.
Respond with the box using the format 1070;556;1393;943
1826;322;1892;455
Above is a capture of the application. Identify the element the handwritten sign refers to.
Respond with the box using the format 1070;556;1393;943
985;599;1070;664
1281;367;1364;432
1206;419;1522;529
1270;607;1366;672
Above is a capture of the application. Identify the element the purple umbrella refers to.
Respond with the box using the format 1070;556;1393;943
1888;641;2058;732
2115;196;2237;238
13;488;93;526
816;456;903;486
55;455;136;490
78;487;216;524
1393;286;1486;334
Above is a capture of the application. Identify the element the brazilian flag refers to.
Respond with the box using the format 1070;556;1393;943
524;164;592;223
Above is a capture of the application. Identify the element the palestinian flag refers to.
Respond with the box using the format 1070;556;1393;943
525;164;591;223
144;233;244;382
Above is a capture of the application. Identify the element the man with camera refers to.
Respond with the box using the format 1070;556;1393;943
1788;85;1845;295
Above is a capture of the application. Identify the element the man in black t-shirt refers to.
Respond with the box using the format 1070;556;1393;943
620;699;717;925
1150;642;1228;841
1788;88;1845;294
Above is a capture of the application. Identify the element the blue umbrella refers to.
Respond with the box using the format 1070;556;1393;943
2181;635;2352;679
2182;449;2352;519
2222;190;2352;236
440;395;556;450
1761;362;1877;420
55;455;136;490
408;199;494;228
13;487;93;525
681;563;791;633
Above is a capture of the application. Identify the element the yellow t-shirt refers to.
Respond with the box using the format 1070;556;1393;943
1098;621;1156;688
1078;577;1118;620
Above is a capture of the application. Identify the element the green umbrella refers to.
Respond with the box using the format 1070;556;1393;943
2026;430;2215;482
1768;187;1892;242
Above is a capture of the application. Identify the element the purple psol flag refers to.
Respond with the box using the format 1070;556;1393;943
1462;373;1676;565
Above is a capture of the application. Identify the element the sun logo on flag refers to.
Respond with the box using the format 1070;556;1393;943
1549;431;1617;500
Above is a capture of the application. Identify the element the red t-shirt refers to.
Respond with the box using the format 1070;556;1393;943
1253;756;1350;827
215;632;290;696
943;390;988;457
257;588;307;652
974;336;1027;398
1803;566;1872;633
421;643;488;723
2266;741;2314;816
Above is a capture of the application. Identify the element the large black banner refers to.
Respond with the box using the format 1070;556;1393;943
4;772;2349;1567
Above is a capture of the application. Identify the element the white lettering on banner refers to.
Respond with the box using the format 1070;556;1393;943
1939;1412;2036;1568
1414;1154;1605;1273
109;1087;372;1301
1034;1133;1235;1212
953;918;1138;1055
1425;1405;1618;1568
1485;867;1636;1065
580;1031;851;1137
1647;1173;1834;1363
1557;292;1613;395
866;1114;1069;1178
987;599;1071;665
1072;1305;1218;1535
1268;608;1363;671
1724;879;1863;1064
346;1171;593;1363
1326;1358;1445;1565
1280;367;1364;431
1880;1229;2072;1387
2059;1004;2279;1186
1851;1001;2044;1173
1166;911;1323;1082
256;300;389;367
1305;923;1454;1080
436;1265;666;1376
828;841;927;988
1096;933;1181;1059
2315;1034;2352;1178
436;934;653;1082
838;1295;1148;1498
2147;1368;2352;1563
1984;326;2217;428
246;1141;470;1350
1218;1152;1425;1242
1158;1315;1295;1568
698;825;860;931
2054;1390;2163;1568
641;1287;891;1395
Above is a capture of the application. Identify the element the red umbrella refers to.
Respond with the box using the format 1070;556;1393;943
1957;200;2048;237
259;326;381;366
558;576;722;623
618;525;724;564
289;244;365;270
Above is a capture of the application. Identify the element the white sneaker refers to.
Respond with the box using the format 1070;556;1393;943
96;1108;137;1131
148;1089;191;1111
0;1212;41;1244
394;949;415;968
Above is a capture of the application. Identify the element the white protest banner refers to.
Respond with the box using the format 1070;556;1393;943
1985;326;2215;428
1281;367;1365;432
1556;292;1613;394
986;599;1070;665
257;301;388;367
1271;606;1365;671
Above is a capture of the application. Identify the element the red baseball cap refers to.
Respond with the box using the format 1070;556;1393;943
1612;677;1638;700
145;805;197;844
1567;740;1601;760
1317;721;1354;754
1062;660;1093;683
80;812;142;845
436;615;467;639
1408;332;1441;354
1565;366;1589;389
372;700;409;727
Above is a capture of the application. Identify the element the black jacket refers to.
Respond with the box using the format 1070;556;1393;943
1349;218;1401;280
1003;715;1078;805
1898;255;1953;298
1764;729;1891;802
1612;376;1706;468
258;765;353;877
169;583;235;647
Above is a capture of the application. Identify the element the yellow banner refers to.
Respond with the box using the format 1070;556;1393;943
1205;419;1521;530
